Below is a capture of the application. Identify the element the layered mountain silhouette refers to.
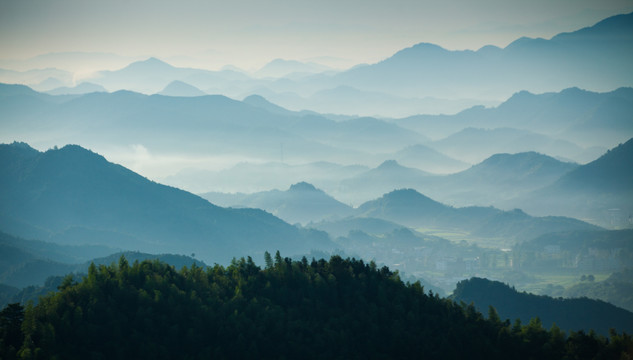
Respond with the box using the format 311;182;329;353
338;160;434;204
389;144;470;174
91;57;252;94
0;142;333;264
431;127;586;164
424;152;579;207
0;229;207;301
158;80;206;97
333;12;633;102
0;84;421;165
396;87;633;151
46;82;107;95
200;182;354;225
354;189;600;243
519;138;633;225
2;12;631;118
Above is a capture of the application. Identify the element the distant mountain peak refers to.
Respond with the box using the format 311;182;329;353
124;57;174;71
386;42;451;62
7;141;36;151
376;160;401;169
409;42;447;51
552;11;633;41
383;188;431;201
243;94;276;107
158;80;205;97
480;151;555;165
288;182;318;192
45;144;107;163
144;57;168;65
243;94;266;102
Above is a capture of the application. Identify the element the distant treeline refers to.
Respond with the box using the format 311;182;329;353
451;277;633;336
1;254;632;359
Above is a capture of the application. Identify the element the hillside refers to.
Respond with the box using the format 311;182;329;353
201;182;353;225
0;84;424;166
0;142;333;263
521;138;633;227
2;256;630;359
354;189;600;243
158;80;206;97
424;152;578;207
338;161;434;205
452;277;633;336
553;138;633;192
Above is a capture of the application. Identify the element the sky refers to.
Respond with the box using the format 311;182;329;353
1;0;632;71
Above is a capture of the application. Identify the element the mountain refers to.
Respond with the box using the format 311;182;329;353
431;127;586;164
200;182;354;225
455;152;577;188
0;68;74;91
46;82;107;95
167;161;368;195
552;138;633;192
356;189;451;225
89;57;253;94
158;80;206;97
426;152;578;207
521;139;633;227
308;217;407;238
0;85;425;173
332;12;633;103
0;241;206;306
390;143;470;174
3;13;632;119
242;94;297;117
452;277;633;336
338;161;434;205
301;85;479;118
392;86;633;154
354;189;601;243
0;231;115;267
0;142;333;264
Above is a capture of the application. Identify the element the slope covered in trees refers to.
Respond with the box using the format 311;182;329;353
451;277;633;336
2;256;632;359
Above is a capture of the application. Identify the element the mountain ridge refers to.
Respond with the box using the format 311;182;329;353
0;142;334;263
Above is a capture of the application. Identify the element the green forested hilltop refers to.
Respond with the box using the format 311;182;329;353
2;255;632;359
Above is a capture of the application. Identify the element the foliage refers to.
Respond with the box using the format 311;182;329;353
1;255;632;359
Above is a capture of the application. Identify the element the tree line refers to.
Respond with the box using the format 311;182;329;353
1;253;632;359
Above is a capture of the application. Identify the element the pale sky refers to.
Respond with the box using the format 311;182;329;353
1;0;632;70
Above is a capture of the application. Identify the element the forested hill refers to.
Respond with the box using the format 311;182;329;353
2;256;631;359
451;277;633;336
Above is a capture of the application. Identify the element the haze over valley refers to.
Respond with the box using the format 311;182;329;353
1;3;633;358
